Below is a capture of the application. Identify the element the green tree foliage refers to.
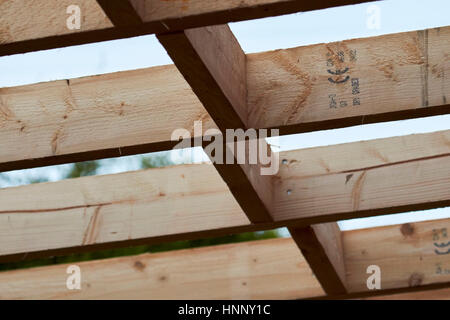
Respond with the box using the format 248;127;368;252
0;154;279;271
141;154;174;169
66;161;100;178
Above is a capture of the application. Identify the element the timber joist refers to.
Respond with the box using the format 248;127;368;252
0;0;448;300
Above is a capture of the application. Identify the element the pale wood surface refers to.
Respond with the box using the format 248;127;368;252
0;238;324;300
0;0;111;43
344;219;450;292
247;27;449;131
278;130;450;178
0;164;248;257
182;25;248;128
0;65;214;167
274;132;450;221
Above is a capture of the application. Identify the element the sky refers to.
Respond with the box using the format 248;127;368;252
0;0;449;231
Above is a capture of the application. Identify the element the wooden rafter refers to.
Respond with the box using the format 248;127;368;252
289;224;347;295
156;25;273;223
1;217;449;299
153;18;346;291
0;0;371;56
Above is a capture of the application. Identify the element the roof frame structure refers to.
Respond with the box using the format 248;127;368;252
0;0;448;300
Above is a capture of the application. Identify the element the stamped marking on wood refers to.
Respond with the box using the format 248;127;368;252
433;227;450;275
326;47;361;108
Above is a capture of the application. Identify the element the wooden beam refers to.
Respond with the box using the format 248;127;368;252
277;130;450;178
274;130;450;223
344;219;450;293
0;238;325;300
1;217;449;299
289;223;347;295
0;27;449;172
0;65;214;172
274;154;450;222
0;164;248;260
156;23;348;294
0;130;448;263
247;27;450;133
157;25;273;223
0;0;371;56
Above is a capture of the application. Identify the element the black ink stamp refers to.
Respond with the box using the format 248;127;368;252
328;75;350;84
352;78;360;95
325;48;361;108
436;262;450;274
327;67;349;75
350;49;357;62
329;94;337;108
433;228;449;255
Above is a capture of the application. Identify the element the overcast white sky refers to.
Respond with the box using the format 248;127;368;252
0;0;449;230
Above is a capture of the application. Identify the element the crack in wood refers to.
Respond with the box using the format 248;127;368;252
351;170;367;211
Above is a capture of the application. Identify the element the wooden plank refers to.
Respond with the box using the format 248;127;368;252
247;27;450;134
273;132;450;223
0;65;215;172
0;238;324;300
0;0;370;56
289;223;347;295
0;130;448;262
274;155;450;222
1;217;449;299
1;27;449;172
157;25;273;223
278;130;450;178
0;164;249;259
344;219;450;293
